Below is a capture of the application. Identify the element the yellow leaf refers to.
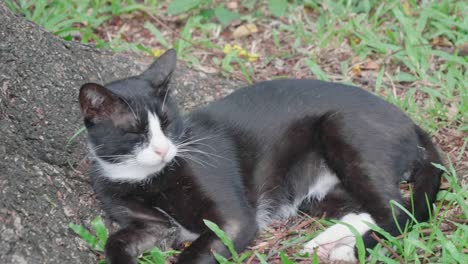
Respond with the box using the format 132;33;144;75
232;23;258;39
223;44;233;54
352;65;362;76
233;45;244;52
152;49;165;58
247;53;259;62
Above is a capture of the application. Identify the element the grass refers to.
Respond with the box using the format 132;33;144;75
6;0;467;263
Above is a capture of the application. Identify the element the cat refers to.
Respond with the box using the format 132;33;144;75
78;49;442;264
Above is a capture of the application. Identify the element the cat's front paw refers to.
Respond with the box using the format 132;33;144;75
106;254;137;264
105;240;138;264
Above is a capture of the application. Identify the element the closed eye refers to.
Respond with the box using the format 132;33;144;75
125;124;148;135
159;113;170;128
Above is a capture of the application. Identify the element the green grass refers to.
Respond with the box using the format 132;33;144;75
69;164;467;263
5;0;159;51
7;0;467;263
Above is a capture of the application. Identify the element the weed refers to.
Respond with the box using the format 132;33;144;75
8;0;466;263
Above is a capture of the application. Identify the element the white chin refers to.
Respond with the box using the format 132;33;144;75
138;159;165;167
95;158;167;182
136;154;164;167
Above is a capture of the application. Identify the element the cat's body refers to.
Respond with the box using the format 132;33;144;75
79;50;441;264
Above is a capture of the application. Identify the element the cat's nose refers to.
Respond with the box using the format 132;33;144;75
153;144;169;159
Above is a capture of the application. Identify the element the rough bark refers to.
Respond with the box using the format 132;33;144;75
0;2;240;263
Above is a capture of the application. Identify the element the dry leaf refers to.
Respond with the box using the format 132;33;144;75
402;0;412;16
431;37;453;48
233;23;258;39
227;1;238;10
362;59;379;71
440;179;450;190
193;64;218;74
457;42;468;56
351;56;360;64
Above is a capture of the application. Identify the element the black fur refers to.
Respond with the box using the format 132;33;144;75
79;50;442;263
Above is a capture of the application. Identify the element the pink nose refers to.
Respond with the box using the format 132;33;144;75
154;145;169;158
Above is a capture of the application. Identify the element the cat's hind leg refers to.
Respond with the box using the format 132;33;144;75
301;113;409;262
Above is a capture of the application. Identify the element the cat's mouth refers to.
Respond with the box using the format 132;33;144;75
133;147;177;169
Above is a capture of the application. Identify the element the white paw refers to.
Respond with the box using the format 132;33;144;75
303;213;374;262
303;239;337;260
329;245;357;262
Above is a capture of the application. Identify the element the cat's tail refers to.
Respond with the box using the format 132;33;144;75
366;126;442;243
406;126;443;223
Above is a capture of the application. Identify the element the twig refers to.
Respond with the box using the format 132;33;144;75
385;71;398;97
382;44;432;63
246;217;319;264
371;232;405;264
446;217;468;224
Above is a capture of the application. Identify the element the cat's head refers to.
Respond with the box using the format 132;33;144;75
79;49;183;182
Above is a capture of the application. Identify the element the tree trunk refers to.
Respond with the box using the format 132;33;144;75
0;2;240;263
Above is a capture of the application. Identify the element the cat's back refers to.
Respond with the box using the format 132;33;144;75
195;79;410;128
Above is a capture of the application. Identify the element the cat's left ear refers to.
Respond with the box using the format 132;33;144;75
141;49;177;91
79;83;128;125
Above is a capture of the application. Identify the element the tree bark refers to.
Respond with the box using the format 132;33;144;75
0;2;240;263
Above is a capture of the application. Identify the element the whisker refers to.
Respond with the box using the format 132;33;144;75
178;141;217;151
177;153;216;168
177;148;229;161
175;135;220;147
98;155;134;159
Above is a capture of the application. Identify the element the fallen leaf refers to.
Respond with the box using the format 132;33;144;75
362;59;379;71
431;37;453;48
440;179;450;190
227;1;238;10
152;49;165;57
457;42;468;56
351;65;362;77
232;23;258;39
402;0;412;16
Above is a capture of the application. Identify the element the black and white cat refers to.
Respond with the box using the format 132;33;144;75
79;50;441;264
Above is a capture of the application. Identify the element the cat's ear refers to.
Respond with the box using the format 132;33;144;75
79;83;127;124
141;49;177;89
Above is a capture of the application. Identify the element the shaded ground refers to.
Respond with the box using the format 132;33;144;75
0;2;240;263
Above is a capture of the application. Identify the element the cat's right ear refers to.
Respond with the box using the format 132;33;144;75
79;83;124;124
140;49;177;88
